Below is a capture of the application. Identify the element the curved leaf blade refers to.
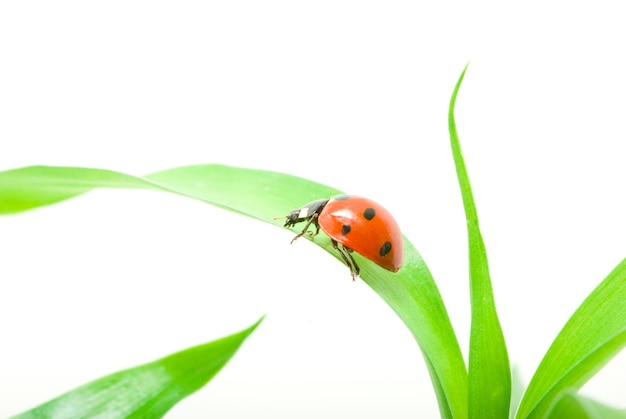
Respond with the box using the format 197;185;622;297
11;318;263;419
0;166;173;214
448;63;511;418
517;259;626;418
357;239;467;418
0;164;468;418
148;166;469;417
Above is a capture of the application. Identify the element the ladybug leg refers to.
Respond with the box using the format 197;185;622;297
331;240;360;281
290;214;319;244
306;224;321;238
343;247;360;280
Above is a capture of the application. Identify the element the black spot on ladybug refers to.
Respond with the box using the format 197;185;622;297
341;224;351;235
363;208;376;220
379;241;392;257
334;195;350;201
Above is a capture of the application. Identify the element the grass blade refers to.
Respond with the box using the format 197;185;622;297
547;389;626;419
149;166;469;417
448;64;511;417
0;164;468;418
11;317;263;419
0;166;172;214
516;259;626;418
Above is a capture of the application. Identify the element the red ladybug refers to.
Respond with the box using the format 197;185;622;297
282;194;404;280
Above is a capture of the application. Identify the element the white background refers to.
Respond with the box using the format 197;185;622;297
1;1;626;418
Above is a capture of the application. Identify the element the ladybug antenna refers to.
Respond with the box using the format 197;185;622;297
273;216;287;221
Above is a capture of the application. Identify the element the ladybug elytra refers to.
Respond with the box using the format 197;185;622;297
282;194;404;280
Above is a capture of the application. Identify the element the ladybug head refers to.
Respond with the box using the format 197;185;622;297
283;208;303;228
280;198;329;228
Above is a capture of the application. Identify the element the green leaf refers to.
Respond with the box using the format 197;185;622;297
0;164;468;418
448;63;511;418
0;166;172;214
547;389;626;419
11;317;263;419
516;259;626;418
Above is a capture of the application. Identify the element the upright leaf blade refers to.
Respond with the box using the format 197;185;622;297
448;64;511;417
11;317;263;419
0;164;468;418
516;259;626;418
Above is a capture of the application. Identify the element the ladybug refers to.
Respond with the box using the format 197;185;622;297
281;194;404;280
